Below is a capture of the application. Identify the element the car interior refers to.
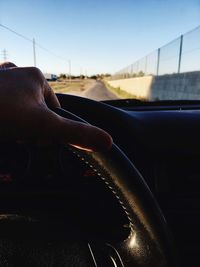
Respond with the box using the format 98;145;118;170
58;94;200;267
0;92;199;266
0;0;199;265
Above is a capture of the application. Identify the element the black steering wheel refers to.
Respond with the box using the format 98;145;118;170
0;94;175;266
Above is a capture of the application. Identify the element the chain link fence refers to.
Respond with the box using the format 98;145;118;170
112;25;200;80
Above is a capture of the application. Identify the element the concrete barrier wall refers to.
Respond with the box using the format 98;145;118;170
108;71;200;101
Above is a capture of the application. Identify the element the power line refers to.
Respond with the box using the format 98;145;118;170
0;23;69;63
0;23;32;42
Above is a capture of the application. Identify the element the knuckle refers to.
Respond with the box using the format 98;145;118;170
27;67;42;77
24;67;45;85
12;67;45;94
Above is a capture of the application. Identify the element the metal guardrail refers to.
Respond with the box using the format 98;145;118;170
112;25;200;80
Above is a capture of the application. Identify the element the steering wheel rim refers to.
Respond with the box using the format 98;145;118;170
0;95;175;266
53;99;176;267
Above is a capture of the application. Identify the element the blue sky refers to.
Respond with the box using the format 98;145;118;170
0;0;200;75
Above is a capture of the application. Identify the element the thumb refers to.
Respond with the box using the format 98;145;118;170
38;107;113;152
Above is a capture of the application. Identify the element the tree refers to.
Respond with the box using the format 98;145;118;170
59;73;67;79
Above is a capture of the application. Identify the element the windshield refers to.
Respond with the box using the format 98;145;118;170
0;0;200;102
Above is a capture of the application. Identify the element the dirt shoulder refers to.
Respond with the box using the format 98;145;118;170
49;79;95;94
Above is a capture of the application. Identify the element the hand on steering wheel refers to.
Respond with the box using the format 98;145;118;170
0;62;175;266
0;62;112;151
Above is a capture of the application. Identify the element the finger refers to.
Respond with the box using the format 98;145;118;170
0;62;17;69
43;79;61;108
37;107;113;151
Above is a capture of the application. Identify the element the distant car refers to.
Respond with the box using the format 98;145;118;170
43;73;57;81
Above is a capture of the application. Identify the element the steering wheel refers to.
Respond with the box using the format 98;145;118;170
0;94;175;266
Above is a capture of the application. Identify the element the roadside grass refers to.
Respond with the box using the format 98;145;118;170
103;80;139;99
48;80;84;94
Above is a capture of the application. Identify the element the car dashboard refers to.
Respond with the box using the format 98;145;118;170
103;99;200;267
1;95;200;266
57;95;200;266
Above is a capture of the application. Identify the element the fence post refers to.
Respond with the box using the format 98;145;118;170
156;48;160;75
178;35;183;73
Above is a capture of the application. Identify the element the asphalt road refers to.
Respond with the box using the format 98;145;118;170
68;80;118;101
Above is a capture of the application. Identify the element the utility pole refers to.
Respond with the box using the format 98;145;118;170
1;49;8;62
33;38;36;67
178;35;183;73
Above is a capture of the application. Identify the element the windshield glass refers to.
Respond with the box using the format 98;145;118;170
0;0;200;101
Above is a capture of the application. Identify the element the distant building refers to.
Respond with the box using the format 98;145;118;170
43;73;57;81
